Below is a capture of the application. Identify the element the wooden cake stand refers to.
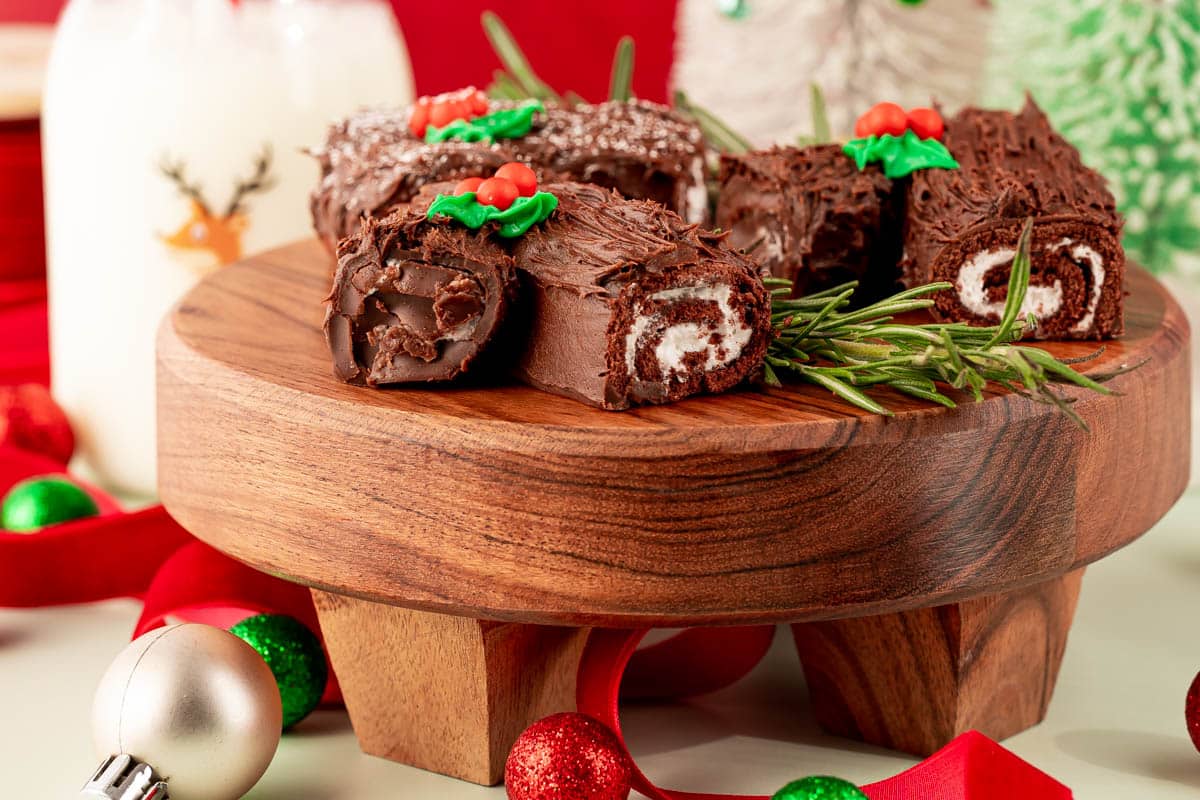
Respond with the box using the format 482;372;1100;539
158;240;1190;786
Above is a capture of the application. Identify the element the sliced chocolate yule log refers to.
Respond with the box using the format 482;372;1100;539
511;183;773;410
324;199;519;386
901;99;1124;339
310;95;708;250
716;144;901;299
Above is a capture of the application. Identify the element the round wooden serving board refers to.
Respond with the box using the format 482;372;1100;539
158;239;1190;628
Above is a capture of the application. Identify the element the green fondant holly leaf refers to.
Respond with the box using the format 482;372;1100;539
843;129;959;179
425;100;544;145
426;190;558;238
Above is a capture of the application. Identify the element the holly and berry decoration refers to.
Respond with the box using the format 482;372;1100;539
411;86;544;146
504;713;632;800
844;102;958;179
428;161;557;238
409;86;491;138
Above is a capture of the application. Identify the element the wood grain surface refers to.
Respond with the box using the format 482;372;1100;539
157;239;1191;627
311;591;588;784
791;568;1084;756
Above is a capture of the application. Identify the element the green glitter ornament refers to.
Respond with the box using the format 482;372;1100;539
771;776;868;800
1;476;99;532
229;613;328;730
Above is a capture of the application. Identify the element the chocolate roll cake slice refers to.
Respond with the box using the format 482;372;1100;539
511;100;709;227
716;144;901;299
310;99;709;250
512;183;772;410
902;98;1124;339
325;197;518;386
310;107;515;251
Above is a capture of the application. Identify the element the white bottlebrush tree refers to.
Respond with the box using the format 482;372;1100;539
987;0;1200;277
672;0;992;145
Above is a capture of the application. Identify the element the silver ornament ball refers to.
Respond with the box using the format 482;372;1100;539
92;623;283;800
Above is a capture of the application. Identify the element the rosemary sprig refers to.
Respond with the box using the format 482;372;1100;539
609;36;635;102
673;90;753;154
765;219;1121;428
809;83;831;142
481;11;562;104
796;83;832;146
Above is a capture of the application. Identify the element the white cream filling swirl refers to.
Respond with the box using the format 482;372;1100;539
623;284;752;384
954;238;1105;333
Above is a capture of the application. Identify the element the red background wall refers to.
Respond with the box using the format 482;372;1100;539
0;0;677;103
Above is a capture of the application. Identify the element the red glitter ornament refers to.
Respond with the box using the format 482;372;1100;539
505;712;631;800
1188;671;1200;753
0;384;74;464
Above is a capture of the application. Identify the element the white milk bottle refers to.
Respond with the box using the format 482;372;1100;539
43;0;412;497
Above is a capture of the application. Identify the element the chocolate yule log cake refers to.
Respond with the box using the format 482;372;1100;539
511;182;772;410
901;99;1124;339
324;201;519;386
716;144;900;299
310;94;708;250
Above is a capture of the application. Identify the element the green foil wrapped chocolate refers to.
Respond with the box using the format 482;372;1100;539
229;613;328;730
1;476;99;532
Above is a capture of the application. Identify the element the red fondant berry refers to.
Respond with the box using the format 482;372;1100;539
469;88;490;115
429;101;462;130
907;107;945;141
855;102;908;138
409;97;432;137
454;177;485;195
476;177;519;210
495;162;538;197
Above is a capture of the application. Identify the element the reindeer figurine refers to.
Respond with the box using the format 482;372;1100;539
159;146;276;267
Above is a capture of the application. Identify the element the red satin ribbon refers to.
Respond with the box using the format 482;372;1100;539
577;628;1073;800
0;447;192;607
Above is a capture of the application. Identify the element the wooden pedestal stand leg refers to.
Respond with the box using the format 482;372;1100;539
791;569;1084;757
312;591;589;785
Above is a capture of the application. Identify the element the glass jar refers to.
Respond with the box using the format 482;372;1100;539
43;0;412;496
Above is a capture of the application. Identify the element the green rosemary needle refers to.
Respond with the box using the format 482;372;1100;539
765;219;1119;427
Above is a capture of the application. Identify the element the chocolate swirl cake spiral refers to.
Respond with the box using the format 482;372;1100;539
512;183;772;409
901;99;1124;339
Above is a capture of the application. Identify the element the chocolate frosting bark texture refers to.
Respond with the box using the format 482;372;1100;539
311;108;514;252
512;183;772;410
310;100;709;250
517;100;709;228
716;144;900;299
324;193;518;386
902;98;1124;339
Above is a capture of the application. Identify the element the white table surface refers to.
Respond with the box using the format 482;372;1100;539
3;491;1198;799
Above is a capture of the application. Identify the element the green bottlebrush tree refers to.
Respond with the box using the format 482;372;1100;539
987;0;1200;275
